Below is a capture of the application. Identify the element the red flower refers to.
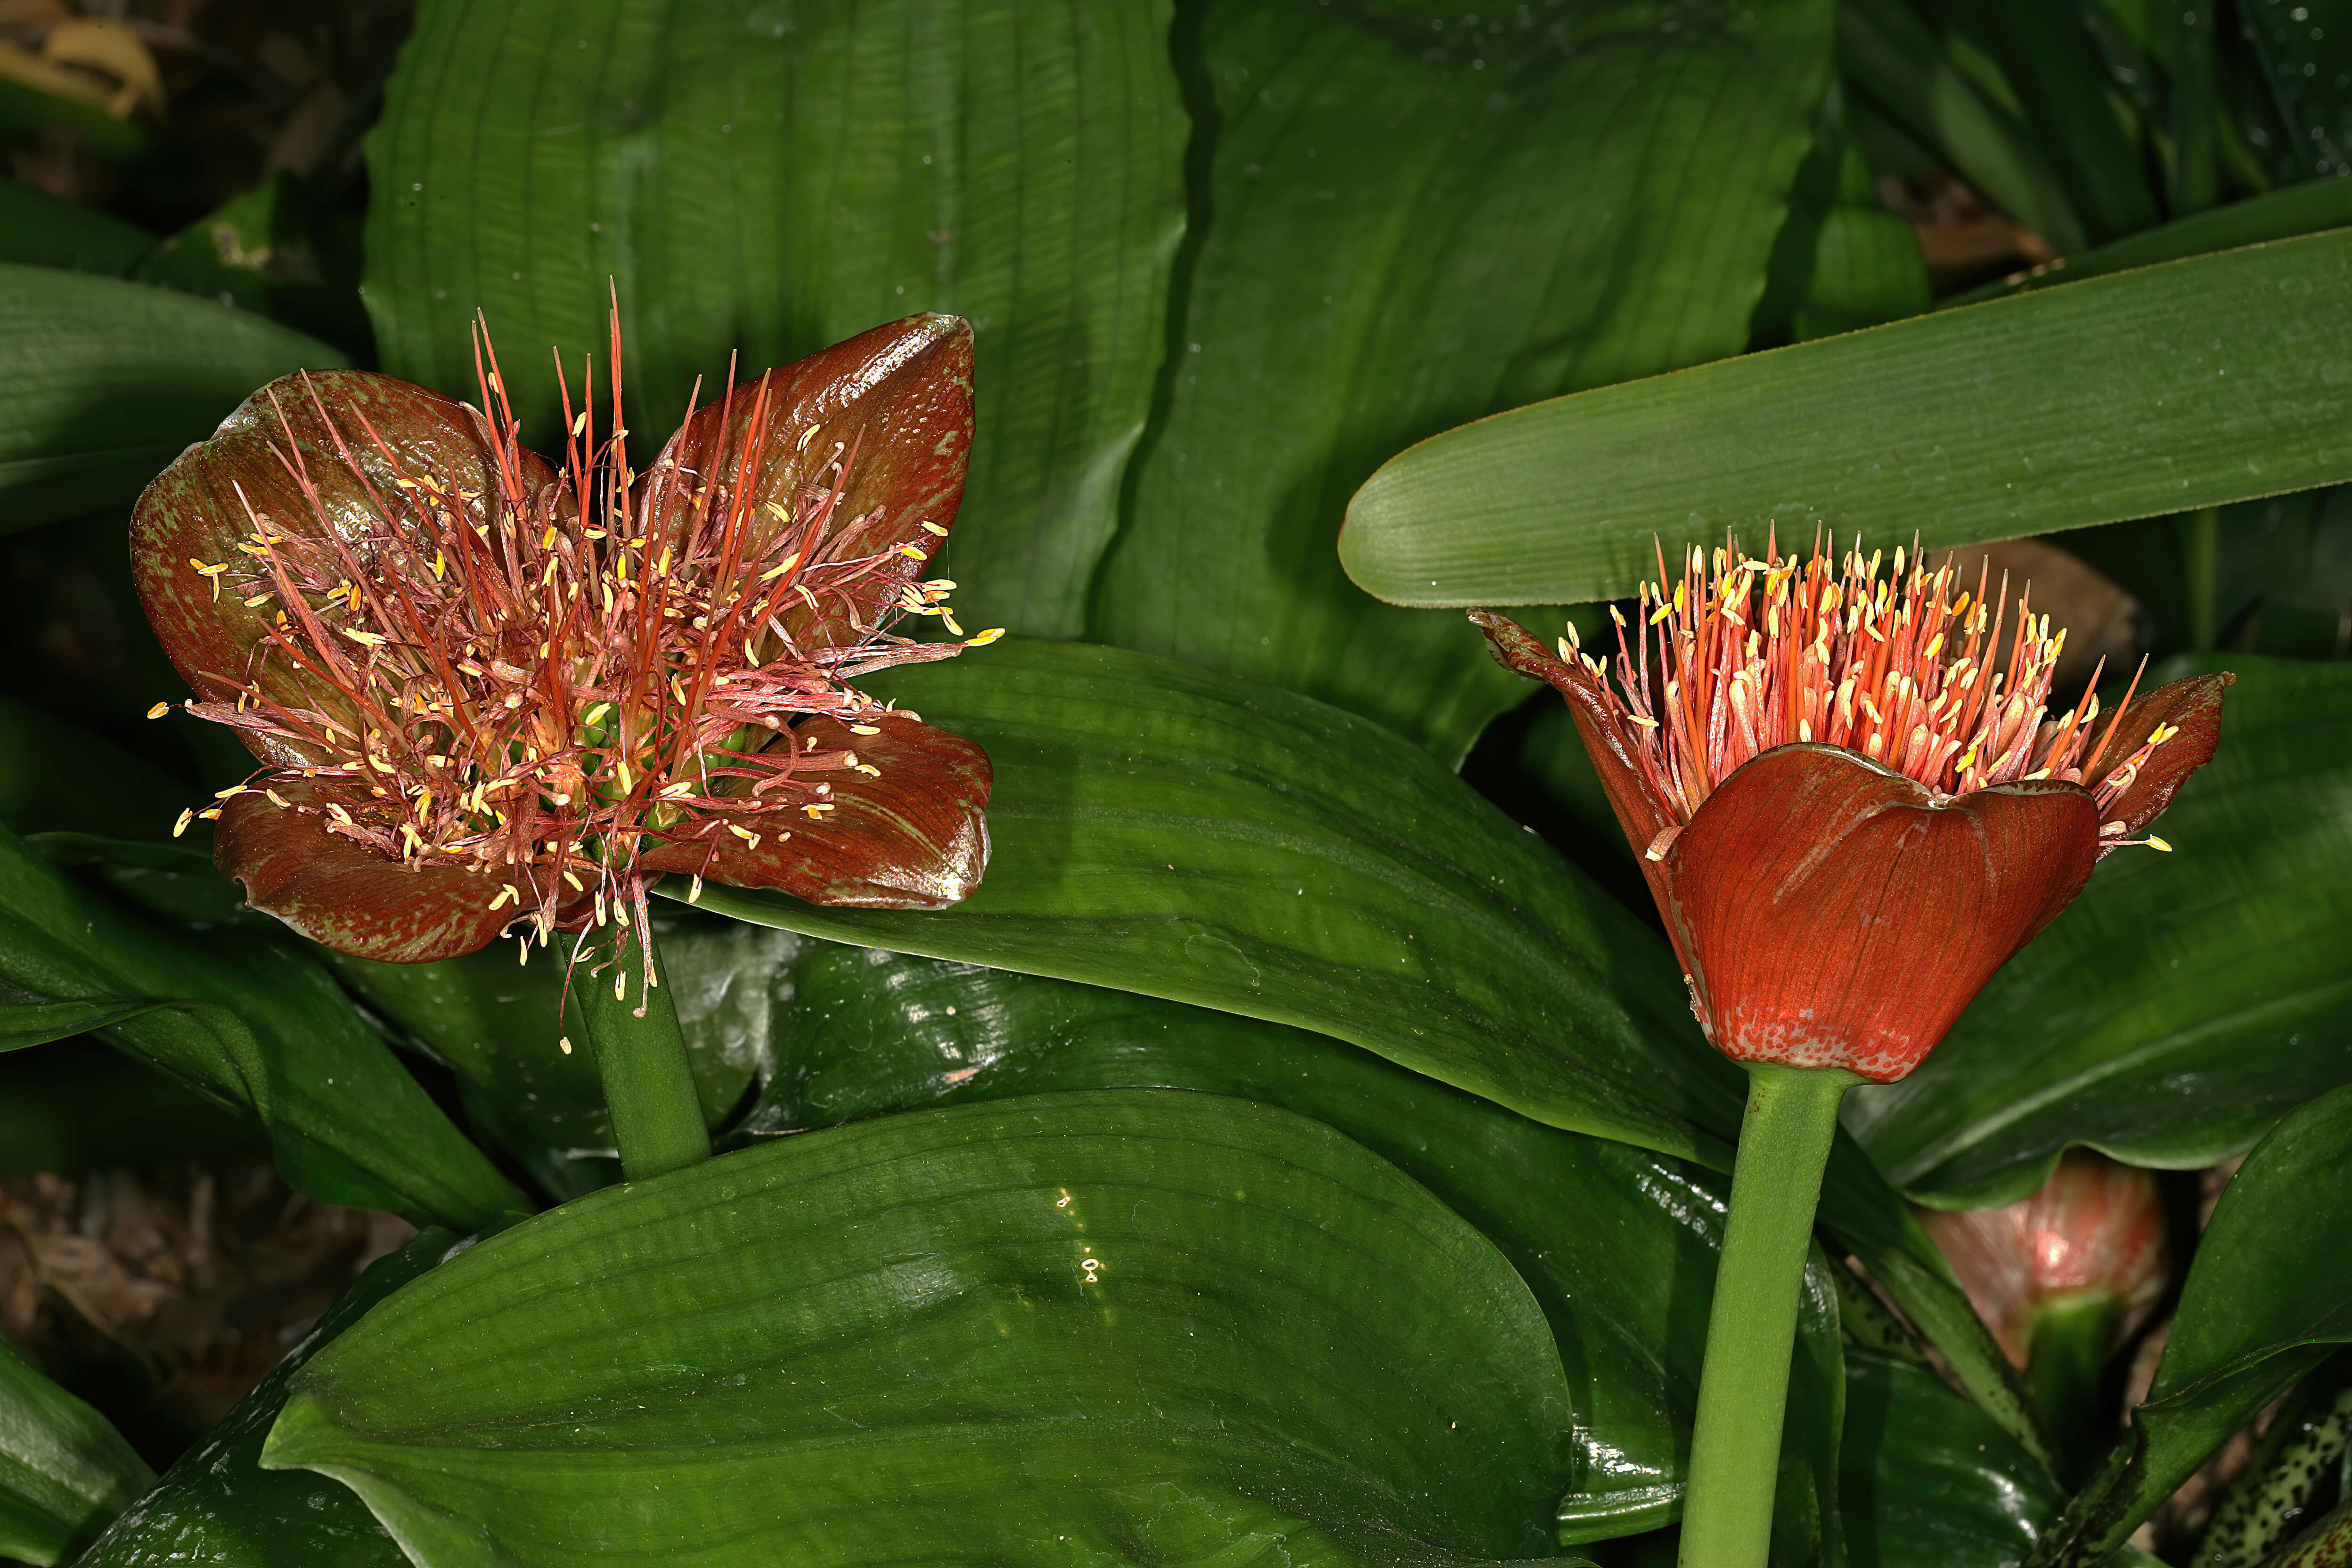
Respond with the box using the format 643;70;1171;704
1474;539;2227;1083
133;313;996;969
1919;1150;2170;1368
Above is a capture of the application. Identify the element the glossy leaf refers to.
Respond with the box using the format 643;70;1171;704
73;1229;455;1568
1846;658;2352;1207
131;174;373;357
0;180;151;274
688;637;1733;1162
1341;231;2352;609
1841;1351;2061;1568
0;824;525;1230
328;909;801;1201
1090;0;1835;760
364;0;1185;639
682;639;2050;1463
0;264;345;538
738;939;1847;1546
0;1336;153;1565
266;1091;1576;1564
2036;1083;2352;1564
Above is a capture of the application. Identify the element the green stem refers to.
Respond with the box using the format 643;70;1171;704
1679;1062;1858;1568
570;921;710;1182
2024;1291;2123;1487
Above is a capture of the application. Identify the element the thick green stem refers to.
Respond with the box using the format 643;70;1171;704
1679;1062;1858;1568
570;922;710;1182
2025;1292;2123;1487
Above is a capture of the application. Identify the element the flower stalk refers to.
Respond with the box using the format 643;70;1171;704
568;919;709;1182
1679;1062;1857;1568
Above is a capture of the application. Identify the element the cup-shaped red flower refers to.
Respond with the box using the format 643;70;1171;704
1474;538;2229;1083
132;313;997;972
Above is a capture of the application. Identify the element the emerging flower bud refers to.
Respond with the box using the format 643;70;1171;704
1919;1150;2171;1370
1474;537;2228;1083
133;312;997;975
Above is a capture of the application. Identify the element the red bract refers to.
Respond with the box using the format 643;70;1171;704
1474;539;2227;1083
1919;1150;2170;1366
133;312;996;972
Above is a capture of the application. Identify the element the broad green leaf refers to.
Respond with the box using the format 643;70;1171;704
73;1229;454;1568
328;909;800;1201
684;638;2048;1464
0;180;151;274
0;1337;153;1565
0;1039;259;1177
364;0;1185;638
1090;0;1835;761
1846;657;2352;1207
1840;1351;2060;1568
0;79;145;163
689;637;1732;1164
1788;133;1931;343
739;939;1846;1547
0;824;525;1230
0;264;345;537
2035;1083;2352;1564
1340;231;2352;609
1944;180;2352;305
0;695;187;841
266;1091;1576;1565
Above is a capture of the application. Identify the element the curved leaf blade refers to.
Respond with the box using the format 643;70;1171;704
1840;1351;2062;1568
688;637;1733;1163
364;0;1186;638
0;825;526;1230
0;1337;153;1566
265;1090;1576;1565
2036;1084;2352;1564
745;939;1848;1546
1846;657;2352;1207
1091;0;1834;760
1342;231;2352;608
0;265;345;538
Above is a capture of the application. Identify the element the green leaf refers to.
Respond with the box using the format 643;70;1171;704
1341;231;2352;609
1840;1351;2061;1568
265;1091;1576;1564
327;909;801;1201
0;823;526;1230
739;938;1848;1547
1942;179;2352;306
0;264;346;538
0;180;151;274
2239;1;2352;184
73;1229;454;1568
688;637;1733;1164
2035;1083;2352;1564
1788;134;1931;343
0;1336;154;1565
1846;657;2352;1207
363;0;1185;639
0;79;145;164
1090;0;1836;761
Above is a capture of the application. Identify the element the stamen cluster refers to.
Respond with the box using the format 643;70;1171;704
165;325;998;958
1563;537;2180;847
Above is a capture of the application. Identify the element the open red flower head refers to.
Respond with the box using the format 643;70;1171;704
1918;1150;2170;1367
132;310;996;972
1474;536;2229;1083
